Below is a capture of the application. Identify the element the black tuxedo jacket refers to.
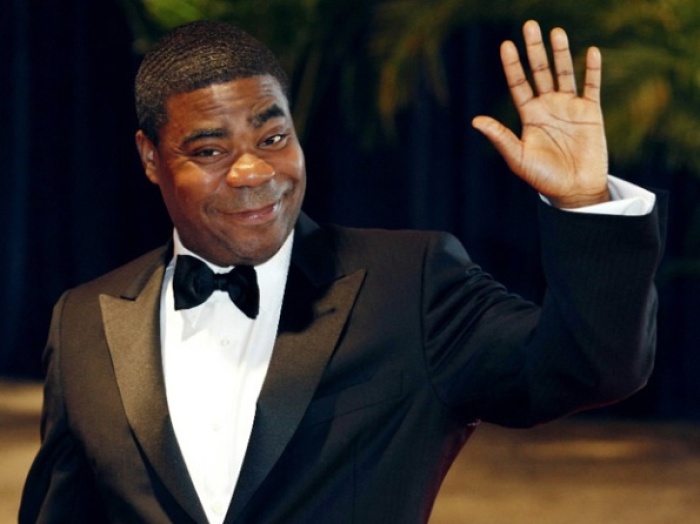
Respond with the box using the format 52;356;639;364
20;200;665;523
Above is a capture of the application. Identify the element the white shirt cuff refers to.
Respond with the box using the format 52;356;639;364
541;175;656;216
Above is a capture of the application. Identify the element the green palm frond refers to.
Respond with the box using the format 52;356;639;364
594;0;700;175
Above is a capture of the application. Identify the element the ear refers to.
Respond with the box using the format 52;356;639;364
135;130;160;185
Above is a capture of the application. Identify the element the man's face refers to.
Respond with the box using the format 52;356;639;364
136;75;306;267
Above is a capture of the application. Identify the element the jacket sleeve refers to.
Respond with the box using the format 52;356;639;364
18;292;108;524
423;193;667;427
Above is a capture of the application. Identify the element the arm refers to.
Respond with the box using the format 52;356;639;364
424;21;666;426
19;293;107;523
424;199;665;427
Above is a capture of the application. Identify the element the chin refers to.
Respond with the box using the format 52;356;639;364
220;234;288;267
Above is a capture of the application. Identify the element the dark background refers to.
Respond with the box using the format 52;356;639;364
2;0;698;419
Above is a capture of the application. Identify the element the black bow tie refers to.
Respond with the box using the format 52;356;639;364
172;255;259;319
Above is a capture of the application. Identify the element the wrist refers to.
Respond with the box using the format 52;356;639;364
550;188;611;209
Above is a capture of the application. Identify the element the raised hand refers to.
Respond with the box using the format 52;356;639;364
472;20;610;209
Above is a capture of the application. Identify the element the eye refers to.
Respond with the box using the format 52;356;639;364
260;134;288;149
193;148;223;157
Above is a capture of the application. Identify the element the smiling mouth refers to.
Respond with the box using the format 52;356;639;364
217;200;282;223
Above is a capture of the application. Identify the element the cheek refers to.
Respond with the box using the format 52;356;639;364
158;180;214;227
279;147;306;181
170;169;220;206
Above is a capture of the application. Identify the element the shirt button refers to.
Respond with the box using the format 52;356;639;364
221;338;230;347
211;501;226;515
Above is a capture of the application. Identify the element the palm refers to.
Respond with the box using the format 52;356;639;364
473;21;610;208
517;91;607;198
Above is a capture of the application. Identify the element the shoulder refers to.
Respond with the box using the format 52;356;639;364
329;223;466;258
318;221;471;276
63;245;169;302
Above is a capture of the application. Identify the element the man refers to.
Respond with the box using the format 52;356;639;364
20;18;664;524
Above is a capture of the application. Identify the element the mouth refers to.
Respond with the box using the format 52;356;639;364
216;199;283;224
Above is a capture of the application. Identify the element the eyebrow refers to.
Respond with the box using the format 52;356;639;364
181;128;229;146
179;104;287;146
249;104;286;128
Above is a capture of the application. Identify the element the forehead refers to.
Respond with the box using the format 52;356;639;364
162;75;290;130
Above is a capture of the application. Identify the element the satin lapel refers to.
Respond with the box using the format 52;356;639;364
100;260;208;524
226;217;366;522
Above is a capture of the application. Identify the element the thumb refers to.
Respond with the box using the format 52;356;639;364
472;116;523;173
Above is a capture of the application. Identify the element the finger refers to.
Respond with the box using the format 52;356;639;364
550;27;576;94
583;46;602;103
523;20;554;95
471;115;524;174
500;40;535;109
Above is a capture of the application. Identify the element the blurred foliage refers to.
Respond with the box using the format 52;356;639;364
595;0;700;176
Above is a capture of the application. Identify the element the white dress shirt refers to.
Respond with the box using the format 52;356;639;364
160;230;293;524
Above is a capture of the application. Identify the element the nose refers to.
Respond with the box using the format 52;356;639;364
226;153;275;188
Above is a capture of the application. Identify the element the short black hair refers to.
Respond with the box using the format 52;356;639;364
134;20;290;142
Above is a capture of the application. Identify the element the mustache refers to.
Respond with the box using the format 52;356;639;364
215;184;291;212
